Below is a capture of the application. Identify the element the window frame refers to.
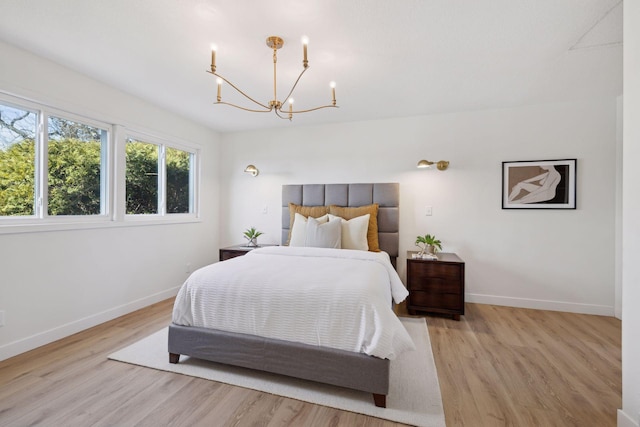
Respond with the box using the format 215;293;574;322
0;99;112;227
43;110;111;220
124;131;199;221
165;145;196;215
0;96;39;220
0;91;201;235
124;136;161;217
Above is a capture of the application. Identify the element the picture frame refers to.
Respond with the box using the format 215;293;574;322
502;159;576;209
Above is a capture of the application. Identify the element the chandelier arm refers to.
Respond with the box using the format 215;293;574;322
279;67;309;105
215;101;273;113
207;71;272;110
278;104;339;114
273;109;292;120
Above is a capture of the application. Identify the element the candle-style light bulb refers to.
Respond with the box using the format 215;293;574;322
288;98;294;120
210;44;217;73
216;77;223;102
301;36;309;68
329;81;336;106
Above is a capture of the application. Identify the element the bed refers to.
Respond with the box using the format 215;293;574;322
168;183;407;407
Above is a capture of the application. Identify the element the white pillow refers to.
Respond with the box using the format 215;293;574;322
328;213;370;251
304;217;342;249
289;213;329;247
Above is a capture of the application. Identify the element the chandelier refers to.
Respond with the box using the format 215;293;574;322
207;36;338;120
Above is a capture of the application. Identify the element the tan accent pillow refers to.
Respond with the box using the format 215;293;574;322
329;204;380;252
287;203;330;245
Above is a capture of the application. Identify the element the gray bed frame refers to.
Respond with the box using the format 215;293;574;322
168;183;400;408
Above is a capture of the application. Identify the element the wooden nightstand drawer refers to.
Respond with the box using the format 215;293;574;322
407;262;461;283
408;276;461;294
220;250;247;261
409;291;462;311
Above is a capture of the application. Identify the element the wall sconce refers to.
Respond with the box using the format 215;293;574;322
244;164;259;177
417;159;449;171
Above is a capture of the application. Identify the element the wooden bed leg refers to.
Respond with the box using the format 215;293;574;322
169;353;180;364
373;393;386;408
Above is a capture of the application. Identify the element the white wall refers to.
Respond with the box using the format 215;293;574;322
620;2;640;426
0;41;221;361
220;100;617;316
616;95;623;320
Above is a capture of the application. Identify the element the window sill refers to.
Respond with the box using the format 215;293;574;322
0;215;202;235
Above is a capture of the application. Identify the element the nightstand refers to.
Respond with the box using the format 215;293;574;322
406;251;465;320
219;244;278;261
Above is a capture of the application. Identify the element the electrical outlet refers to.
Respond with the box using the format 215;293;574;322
425;206;433;216
0;311;5;327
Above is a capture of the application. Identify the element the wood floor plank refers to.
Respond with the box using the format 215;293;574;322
0;299;621;426
87;369;194;427
135;377;224;427
425;304;621;427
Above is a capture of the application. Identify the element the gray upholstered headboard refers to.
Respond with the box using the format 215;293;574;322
282;183;399;259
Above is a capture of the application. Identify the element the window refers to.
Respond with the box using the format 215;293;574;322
166;147;193;214
0;102;37;216
126;139;159;215
47;115;107;216
1;92;199;231
126;137;195;216
0;99;109;221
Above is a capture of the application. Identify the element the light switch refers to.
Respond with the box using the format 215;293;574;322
425;206;433;216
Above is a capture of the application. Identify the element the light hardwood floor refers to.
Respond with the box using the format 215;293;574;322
0;300;621;426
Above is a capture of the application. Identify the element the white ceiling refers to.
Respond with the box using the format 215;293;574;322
0;0;623;134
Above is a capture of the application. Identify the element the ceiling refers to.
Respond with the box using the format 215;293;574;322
0;0;623;134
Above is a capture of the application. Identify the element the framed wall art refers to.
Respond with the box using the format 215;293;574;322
502;159;576;209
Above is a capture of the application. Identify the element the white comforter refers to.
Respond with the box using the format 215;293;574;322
172;246;415;360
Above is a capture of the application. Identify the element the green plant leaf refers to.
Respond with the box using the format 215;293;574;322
243;226;263;239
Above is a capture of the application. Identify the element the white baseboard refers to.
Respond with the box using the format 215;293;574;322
466;293;615;316
0;287;180;362
618;409;639;427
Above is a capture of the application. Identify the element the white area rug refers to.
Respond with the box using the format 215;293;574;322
108;317;445;427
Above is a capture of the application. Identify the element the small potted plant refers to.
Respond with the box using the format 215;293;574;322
415;234;442;256
243;227;264;247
